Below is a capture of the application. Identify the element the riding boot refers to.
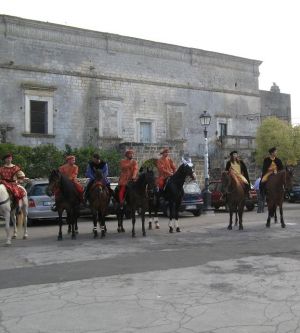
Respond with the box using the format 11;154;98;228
51;203;58;212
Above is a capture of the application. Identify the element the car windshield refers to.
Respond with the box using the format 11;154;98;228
184;183;200;193
29;184;49;196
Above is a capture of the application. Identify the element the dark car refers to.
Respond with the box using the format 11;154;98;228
209;180;257;211
160;181;204;217
288;185;300;203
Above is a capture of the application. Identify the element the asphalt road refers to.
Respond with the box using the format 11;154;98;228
0;204;300;332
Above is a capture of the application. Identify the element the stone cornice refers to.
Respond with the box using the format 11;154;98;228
0;15;262;73
0;64;261;98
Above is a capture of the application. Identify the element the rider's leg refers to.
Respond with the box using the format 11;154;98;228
119;185;126;207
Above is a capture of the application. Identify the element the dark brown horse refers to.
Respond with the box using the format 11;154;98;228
48;169;80;240
265;167;293;228
89;170;110;238
221;170;246;230
126;168;156;237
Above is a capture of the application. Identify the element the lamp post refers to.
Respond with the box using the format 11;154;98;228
199;110;212;210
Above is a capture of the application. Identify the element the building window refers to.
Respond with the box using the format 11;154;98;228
219;123;227;137
23;86;55;135
139;122;152;143
30;101;48;134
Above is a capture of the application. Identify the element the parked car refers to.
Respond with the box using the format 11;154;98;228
288;185;300;203
209;180;257;211
25;179;65;224
160;181;204;217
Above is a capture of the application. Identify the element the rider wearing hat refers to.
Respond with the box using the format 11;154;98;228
157;148;177;190
260;147;283;193
118;149;139;206
59;155;84;201
0;153;26;212
85;153;111;203
225;150;250;192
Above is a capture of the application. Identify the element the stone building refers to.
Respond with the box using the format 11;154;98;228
0;15;291;180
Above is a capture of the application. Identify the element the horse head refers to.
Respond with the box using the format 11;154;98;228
221;171;231;193
285;165;294;190
94;169;104;181
48;169;61;195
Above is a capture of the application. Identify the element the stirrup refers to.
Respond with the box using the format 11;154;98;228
51;204;58;212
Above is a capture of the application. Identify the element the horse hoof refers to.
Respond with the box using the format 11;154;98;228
132;233;136;238
71;235;76;240
281;223;286;228
5;240;11;246
117;227;121;233
57;235;63;241
121;228;125;233
12;235;17;239
93;232;98;238
266;223;270;228
148;222;152;230
227;225;232;230
239;225;244;230
155;224;160;229
176;227;181;232
143;232;146;237
75;230;79;234
23;234;28;240
274;219;278;224
101;231;106;238
169;227;173;233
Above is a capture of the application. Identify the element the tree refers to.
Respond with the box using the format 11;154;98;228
255;117;300;166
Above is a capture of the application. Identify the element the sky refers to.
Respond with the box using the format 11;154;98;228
1;0;299;124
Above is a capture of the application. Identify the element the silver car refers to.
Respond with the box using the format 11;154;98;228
25;179;66;224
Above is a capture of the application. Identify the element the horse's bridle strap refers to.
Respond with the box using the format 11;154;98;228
0;197;10;206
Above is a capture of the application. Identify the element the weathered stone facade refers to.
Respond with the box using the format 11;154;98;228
0;15;291;182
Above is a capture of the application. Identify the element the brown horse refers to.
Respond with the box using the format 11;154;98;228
89;170;110;238
221;170;246;230
265;168;293;228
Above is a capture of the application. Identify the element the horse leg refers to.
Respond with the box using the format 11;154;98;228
154;193;160;229
274;207;278;224
175;202;181;232
11;211;17;239
132;207;136;238
71;211;76;240
22;202;28;239
266;208;271;228
142;208;146;237
238;204;244;230
92;210;98;238
234;209;238;227
279;204;285;228
227;206;233;230
58;210;63;240
100;211;106;238
4;210;11;245
168;202;174;233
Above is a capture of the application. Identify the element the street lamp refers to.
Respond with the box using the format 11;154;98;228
199;110;212;210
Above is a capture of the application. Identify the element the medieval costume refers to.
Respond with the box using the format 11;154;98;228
225;151;250;189
59;155;84;201
157;148;176;189
261;147;283;184
85;153;111;202
0;153;26;206
118;149;138;205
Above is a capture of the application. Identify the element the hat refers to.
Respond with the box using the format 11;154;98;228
66;155;75;161
268;147;277;154
125;149;134;157
181;156;193;167
2;153;13;160
229;150;238;156
160;148;170;155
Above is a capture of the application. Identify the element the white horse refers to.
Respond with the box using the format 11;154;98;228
0;184;28;245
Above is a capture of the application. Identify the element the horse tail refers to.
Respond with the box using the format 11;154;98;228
17;210;24;227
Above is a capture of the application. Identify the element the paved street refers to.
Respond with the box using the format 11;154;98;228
1;204;300;333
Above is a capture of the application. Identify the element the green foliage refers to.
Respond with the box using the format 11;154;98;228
255;117;300;166
0;143;122;178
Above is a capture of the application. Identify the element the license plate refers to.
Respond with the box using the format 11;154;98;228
43;201;52;206
185;205;196;210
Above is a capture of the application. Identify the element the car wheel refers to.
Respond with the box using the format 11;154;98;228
284;192;290;201
192;209;201;217
246;203;254;211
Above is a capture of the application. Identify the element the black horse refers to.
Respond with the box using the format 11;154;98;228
89;169;110;238
150;162;195;233
125;168;156;237
48;169;81;240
